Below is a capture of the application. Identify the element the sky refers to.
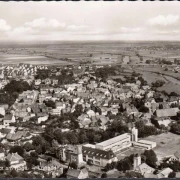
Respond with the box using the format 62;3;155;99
1;1;180;41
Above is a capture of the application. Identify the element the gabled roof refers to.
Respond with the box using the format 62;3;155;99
0;128;11;134
82;145;116;160
135;163;155;175
156;108;179;117
3;114;13;120
6;153;24;162
67;168;88;178
157;167;173;178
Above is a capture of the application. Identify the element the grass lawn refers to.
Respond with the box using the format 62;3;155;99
158;83;180;94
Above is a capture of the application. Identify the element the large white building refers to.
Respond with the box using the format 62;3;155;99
95;133;132;153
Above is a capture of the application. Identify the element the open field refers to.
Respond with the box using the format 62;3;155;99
0;53;73;65
140;71;168;84
158;83;180;94
133;66;180;94
143;132;180;161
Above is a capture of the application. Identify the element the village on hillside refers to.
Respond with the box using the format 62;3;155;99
0;63;179;178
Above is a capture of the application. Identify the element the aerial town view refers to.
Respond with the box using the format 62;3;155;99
0;1;180;179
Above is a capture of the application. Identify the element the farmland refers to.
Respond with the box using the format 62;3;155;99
1;41;180;67
133;66;180;94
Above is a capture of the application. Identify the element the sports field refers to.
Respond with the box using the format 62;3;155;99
143;132;180;161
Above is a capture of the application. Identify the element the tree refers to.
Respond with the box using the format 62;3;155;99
30;151;38;159
116;158;132;172
35;145;42;154
4;80;31;94
139;106;149;113
169;92;179;97
168;172;176;178
9;146;24;157
11;169;18;178
43;100;56;109
79;133;88;144
146;60;151;64
143;150;157;168
23;142;34;152
66;132;79;144
152;80;165;88
171;123;180;134
69;161;77;169
101;173;107;178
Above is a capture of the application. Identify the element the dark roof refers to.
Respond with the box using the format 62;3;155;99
82;146;116;160
0;128;11;134
3;114;13;120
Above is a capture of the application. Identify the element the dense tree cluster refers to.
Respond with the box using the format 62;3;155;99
0;80;32;106
142;149;157;168
104;154;134;172
42;118;129;147
160;59;172;65
9;145;25;157
43;100;56;109
170;122;180;134
4;80;32;94
152;80;166;88
95;66;117;80
35;69;51;80
135;120;159;138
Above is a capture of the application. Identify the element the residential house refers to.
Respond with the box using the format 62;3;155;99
6;152;26;169
135;162;155;176
6;131;31;145
0;148;5;160
87;110;95;118
3;114;15;127
152;117;172;128
37;114;49;124
134;154;155;176
155;108;179;118
66;168;89;179
157;167;173;178
168;151;180;162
